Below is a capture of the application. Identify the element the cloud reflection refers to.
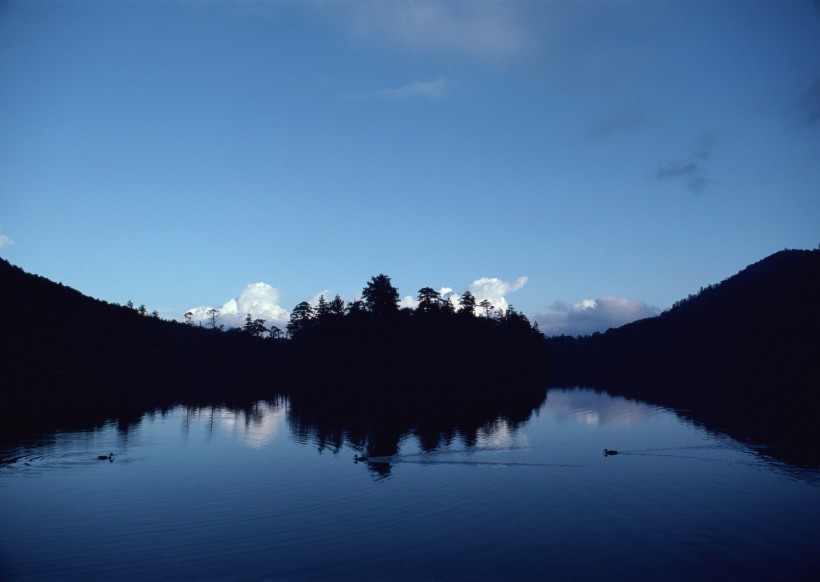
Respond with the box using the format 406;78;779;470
186;402;286;449
546;388;654;428
476;418;529;450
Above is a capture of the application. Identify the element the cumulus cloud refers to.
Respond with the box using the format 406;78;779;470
347;77;449;101
535;296;658;337
468;276;528;313
400;278;526;313
438;286;456;305
0;232;13;249
400;295;418;310
656;133;716;194
185;282;289;330
342;0;531;62
399;287;456;311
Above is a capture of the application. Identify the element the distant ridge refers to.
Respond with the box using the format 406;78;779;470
548;248;820;392
546;249;820;464
0;258;280;438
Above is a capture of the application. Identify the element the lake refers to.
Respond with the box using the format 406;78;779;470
2;387;819;580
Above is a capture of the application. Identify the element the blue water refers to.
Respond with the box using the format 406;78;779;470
2;388;819;580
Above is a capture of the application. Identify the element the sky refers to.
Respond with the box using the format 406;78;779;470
1;0;818;336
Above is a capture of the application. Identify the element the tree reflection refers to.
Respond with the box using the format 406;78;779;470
285;380;548;477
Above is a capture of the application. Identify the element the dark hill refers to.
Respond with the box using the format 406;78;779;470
548;249;820;390
547;249;820;464
0;258;281;439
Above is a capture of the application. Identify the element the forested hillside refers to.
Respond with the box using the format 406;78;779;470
0;258;281;436
546;249;820;462
548;249;820;393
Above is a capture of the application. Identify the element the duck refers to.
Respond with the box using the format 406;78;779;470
98;453;114;461
353;454;368;462
603;449;618;456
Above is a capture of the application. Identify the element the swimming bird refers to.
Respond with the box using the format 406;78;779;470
353;454;368;462
603;449;618;456
98;453;114;461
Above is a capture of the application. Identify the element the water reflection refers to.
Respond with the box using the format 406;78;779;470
181;400;287;449
546;388;657;427
475;417;530;450
580;382;820;469
3;387;819;582
151;383;818;481
284;382;547;477
2;379;818;476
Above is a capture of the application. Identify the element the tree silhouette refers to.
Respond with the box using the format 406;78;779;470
504;304;532;332
361;274;399;317
346;299;365;315
459;291;476;316
479;299;494;318
417;287;440;313
206;308;221;329
244;313;267;337
329;294;345;317
287;301;314;338
440;296;455;315
316;295;330;321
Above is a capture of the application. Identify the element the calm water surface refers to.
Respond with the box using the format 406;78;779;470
2;388;819;580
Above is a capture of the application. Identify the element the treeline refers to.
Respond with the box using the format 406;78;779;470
283;274;548;397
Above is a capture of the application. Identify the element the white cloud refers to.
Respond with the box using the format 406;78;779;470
307;289;332;307
0;232;13;249
399;287;455;311
438;287;456;305
400;279;524;313
342;1;531;63
468;276;528;313
535;296;658;337
185;282;289;330
348;77;449;101
400;294;418;309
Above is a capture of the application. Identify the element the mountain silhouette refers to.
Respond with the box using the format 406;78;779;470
0;258;281;439
548;248;819;389
547;248;820;465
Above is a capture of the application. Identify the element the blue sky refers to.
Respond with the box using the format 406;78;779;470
1;0;818;335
